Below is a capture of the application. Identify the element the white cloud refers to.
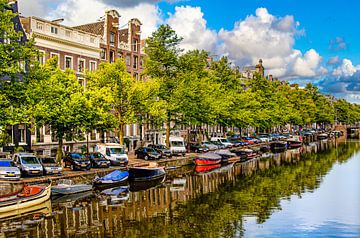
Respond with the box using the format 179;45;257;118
167;6;217;52
332;59;360;77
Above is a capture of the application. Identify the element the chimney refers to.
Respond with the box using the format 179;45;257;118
269;74;273;81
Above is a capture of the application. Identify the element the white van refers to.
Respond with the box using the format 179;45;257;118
210;137;233;148
162;136;186;156
95;143;128;166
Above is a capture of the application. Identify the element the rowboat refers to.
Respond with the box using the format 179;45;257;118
0;183;51;214
128;166;166;182
194;152;222;166
93;170;129;189
51;179;92;196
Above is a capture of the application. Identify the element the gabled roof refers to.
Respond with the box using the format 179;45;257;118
73;21;104;36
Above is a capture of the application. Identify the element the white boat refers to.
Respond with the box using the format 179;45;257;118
51;179;92;196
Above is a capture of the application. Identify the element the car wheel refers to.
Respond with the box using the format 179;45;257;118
144;155;149;160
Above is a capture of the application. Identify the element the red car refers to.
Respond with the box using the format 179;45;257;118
242;137;255;145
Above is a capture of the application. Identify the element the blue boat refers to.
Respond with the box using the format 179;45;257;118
93;170;129;189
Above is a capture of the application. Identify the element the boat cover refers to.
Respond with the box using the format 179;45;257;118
197;152;222;160
99;170;129;181
215;150;236;157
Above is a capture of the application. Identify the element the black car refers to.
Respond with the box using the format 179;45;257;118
63;153;91;171
85;152;110;168
148;144;172;157
189;143;209;153
135;147;162;160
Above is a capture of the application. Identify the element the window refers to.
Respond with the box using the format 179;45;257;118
89;61;97;72
110;51;115;63
50;53;60;65
110;32;115;46
90;130;96;140
100;49;106;60
78;78;85;87
45;125;51;135
125;55;130;66
65;30;71;37
37;51;45;65
36;22;43;30
90;37;95;43
51;26;58;34
18;125;26;143
36;127;44;143
133;39;138;52
78;59;85;73
65;56;73;69
133;55;138;69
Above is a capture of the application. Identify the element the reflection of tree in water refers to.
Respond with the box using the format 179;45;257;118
121;142;360;237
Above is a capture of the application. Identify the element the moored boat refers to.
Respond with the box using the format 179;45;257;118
194;152;222;166
214;150;237;163
51;179;92;196
270;141;287;153
0;183;51;214
287;135;303;148
317;133;328;140
128;165;166;182
194;164;221;173
231;148;257;162
93;170;129;189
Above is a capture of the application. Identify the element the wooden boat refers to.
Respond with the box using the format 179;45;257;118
93;170;129;189
195;164;221;173
270;141;287;153
194;152;222;166
287;136;303;148
0;183;51;214
214;150;237;163
128;165;166;182
51;179;92;196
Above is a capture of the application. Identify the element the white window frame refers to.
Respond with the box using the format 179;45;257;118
36;22;43;30
78;77;86;87
50;52;60;66
64;55;73;69
38;50;45;65
89;60;97;72
78;58;86;73
51;26;58;34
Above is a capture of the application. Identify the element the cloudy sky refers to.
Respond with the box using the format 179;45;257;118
17;0;360;103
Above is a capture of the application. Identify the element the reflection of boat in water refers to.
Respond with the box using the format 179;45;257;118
170;178;187;192
52;179;92;196
270;141;287;153
129;175;166;192
0;198;52;221
128;166;166;182
52;190;94;206
0;183;51;215
93;170;129;190
194;164;221;173
287;136;303;148
100;186;129;204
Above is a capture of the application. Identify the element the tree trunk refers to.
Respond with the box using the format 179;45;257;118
165;113;171;147
119;123;124;145
56;136;63;164
86;132;89;154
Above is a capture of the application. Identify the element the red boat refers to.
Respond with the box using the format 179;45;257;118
195;164;221;173
194;152;222;166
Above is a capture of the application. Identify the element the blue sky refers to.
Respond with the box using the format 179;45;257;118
18;0;360;102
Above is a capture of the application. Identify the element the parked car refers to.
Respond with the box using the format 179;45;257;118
257;135;270;143
228;138;249;146
148;144;172;157
0;159;21;180
210;141;226;149
86;152;110;168
95;143;128;166
202;141;218;151
189;143;209;153
210;137;233;148
13;153;44;176
242;137;255;145
39;157;63;175
63;153;91;171
135;147;162;160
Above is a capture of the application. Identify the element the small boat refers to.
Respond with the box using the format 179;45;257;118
128;165;166;182
93;170;129;189
100;186;129;204
287;136;303;148
231;149;257;162
317;133;328;140
214;150;237;163
194;152;222;166
0;183;51;214
194;164;221;173
51;179;92;196
270;141;287;153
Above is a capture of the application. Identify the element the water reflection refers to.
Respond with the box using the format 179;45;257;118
0;141;359;237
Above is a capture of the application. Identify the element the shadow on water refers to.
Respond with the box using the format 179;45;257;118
0;141;359;237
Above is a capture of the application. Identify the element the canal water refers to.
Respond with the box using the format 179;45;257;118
0;141;359;237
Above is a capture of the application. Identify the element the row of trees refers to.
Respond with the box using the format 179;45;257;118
1;1;360;159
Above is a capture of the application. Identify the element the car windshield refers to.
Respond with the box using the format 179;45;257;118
144;148;156;152
156;145;168;149
40;158;56;164
21;157;39;164
90;153;105;159
0;160;16;167
70;153;85;160
109;147;125;154
171;141;184;147
220;139;230;143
